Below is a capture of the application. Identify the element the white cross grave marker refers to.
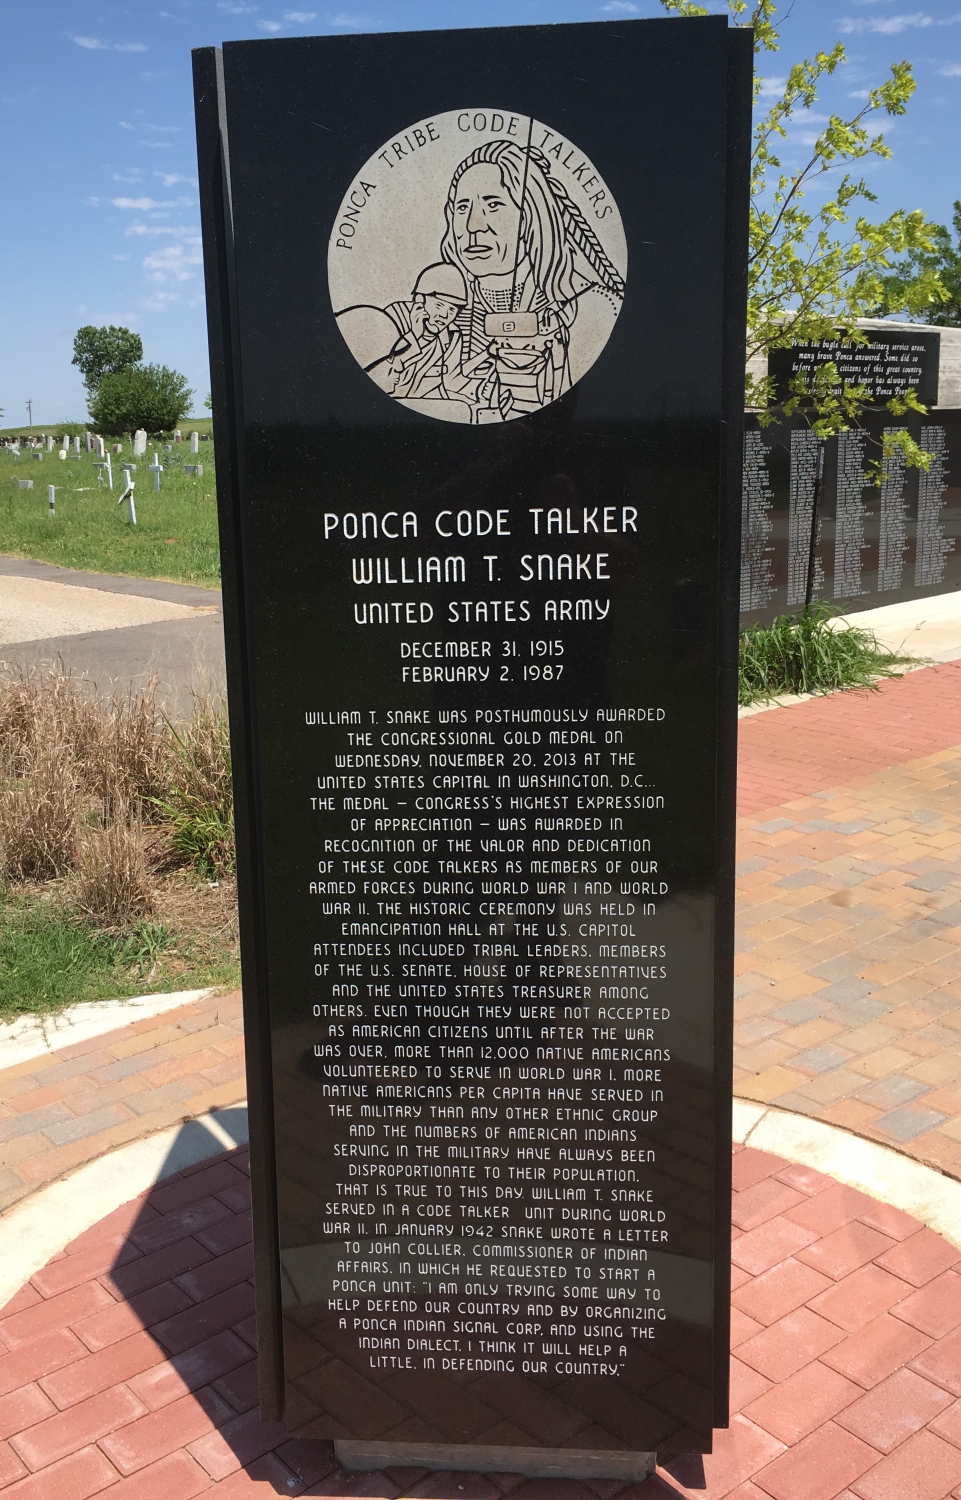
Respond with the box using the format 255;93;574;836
118;476;136;526
148;454;163;492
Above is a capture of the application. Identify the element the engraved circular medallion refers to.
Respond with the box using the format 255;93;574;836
328;109;628;424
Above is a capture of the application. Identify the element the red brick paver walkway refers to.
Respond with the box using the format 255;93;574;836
733;662;961;1177
0;991;246;1212
738;661;961;817
1;1144;961;1497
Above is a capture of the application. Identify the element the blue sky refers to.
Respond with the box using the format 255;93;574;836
2;0;960;427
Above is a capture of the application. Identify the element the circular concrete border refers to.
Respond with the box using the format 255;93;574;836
0;1102;248;1311
3;1097;959;1316
734;1098;961;1250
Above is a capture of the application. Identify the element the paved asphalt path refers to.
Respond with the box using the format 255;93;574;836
0;556;226;715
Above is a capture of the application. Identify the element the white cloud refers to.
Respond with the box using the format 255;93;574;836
757;73;787;97
72;34;147;51
112;171;143;182
257;18;284;29
849;88;872;97
113;254;130;261
143;240;203;282
284;8;316;17
155;172;196;187
601;1;638;10
839;11;961;32
119;121;136;130
112;196;193;210
938;60;961;73
125;221;197;235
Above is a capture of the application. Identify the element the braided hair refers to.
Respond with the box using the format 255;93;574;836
440;139;626;312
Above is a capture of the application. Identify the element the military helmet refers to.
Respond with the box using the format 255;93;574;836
412;262;468;304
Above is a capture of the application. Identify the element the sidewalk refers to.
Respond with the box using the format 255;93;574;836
0;992;245;1213
1;1139;961;1496
735;663;961;1176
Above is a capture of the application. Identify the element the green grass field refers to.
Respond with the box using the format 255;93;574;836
0;427;221;587
0;898;240;1019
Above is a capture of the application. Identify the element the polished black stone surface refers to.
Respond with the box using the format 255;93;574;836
197;15;747;1452
741;407;961;625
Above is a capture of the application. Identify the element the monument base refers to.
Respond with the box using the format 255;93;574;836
334;1441;657;1482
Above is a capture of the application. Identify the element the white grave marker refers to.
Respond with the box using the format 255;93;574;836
148;454;163;492
133;429;147;457
118;476;136;525
190;432;200;454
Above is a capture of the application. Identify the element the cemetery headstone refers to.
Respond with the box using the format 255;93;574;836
184;463;203;477
118;476;137;525
85;432;93;453
48;486;57;517
74;436;81;455
148;454;163;492
190;431;200;454
133;429;148;457
95;436;105;458
45;435;53;453
174;429;183;441
32;453;42;462
17;480;33;491
194;15;751;1466
58;449;67;461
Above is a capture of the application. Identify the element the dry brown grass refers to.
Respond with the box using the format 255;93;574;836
0;667;235;930
0;740;80;881
73;808;155;929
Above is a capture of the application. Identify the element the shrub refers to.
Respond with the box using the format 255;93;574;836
89;363;193;436
155;700;235;878
739;604;914;706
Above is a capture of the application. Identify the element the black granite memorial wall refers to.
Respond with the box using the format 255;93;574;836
194;14;751;1458
742;328;961;625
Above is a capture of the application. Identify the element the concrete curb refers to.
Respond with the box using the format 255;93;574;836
0;988;214;1071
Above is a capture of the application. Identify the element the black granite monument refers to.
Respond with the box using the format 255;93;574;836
194;15;751;1462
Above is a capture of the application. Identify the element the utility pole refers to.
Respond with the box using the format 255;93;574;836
25;399;33;427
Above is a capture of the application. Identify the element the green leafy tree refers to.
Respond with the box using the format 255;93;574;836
872;201;961;328
660;0;947;473
71;325;143;397
89;364;193;436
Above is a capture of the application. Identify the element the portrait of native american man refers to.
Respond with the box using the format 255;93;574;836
331;115;627;424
